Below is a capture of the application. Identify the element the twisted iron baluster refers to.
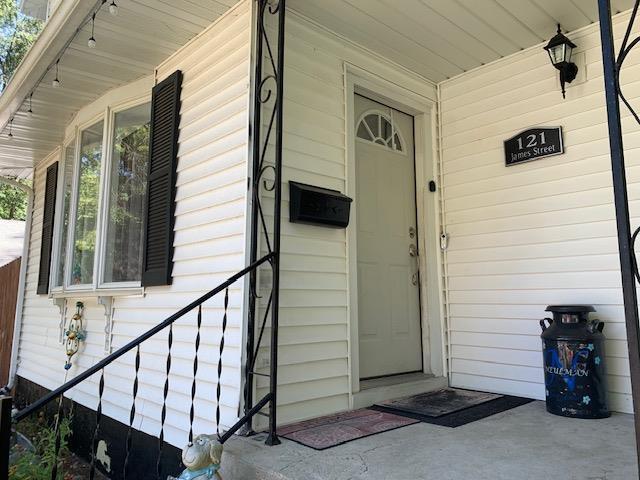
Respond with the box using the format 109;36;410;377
156;324;173;480
89;369;105;480
123;345;140;478
216;289;229;438
188;305;202;443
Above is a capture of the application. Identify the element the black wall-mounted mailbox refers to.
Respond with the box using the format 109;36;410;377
289;181;352;228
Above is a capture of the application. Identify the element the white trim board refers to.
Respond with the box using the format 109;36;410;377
344;63;446;406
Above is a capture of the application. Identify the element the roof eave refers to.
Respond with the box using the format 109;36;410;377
0;0;95;134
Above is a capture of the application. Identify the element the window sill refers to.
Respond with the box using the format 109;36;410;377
49;287;144;299
49;287;143;354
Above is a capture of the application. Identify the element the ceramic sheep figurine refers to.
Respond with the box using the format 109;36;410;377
168;434;223;480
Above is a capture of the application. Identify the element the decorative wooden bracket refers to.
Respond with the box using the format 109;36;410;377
98;296;114;354
52;297;67;344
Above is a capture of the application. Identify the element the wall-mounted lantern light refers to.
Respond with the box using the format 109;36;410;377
544;24;578;99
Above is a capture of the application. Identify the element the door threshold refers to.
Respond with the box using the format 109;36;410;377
353;373;448;409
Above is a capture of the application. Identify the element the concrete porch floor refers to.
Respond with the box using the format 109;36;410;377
222;401;637;480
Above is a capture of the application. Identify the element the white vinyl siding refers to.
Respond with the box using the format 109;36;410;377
253;11;438;425
439;11;638;413
17;0;639;444
17;150;64;389
16;0;252;448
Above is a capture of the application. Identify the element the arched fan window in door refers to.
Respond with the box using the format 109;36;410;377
356;110;405;153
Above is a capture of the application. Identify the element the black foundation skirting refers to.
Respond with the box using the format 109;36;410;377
15;376;183;480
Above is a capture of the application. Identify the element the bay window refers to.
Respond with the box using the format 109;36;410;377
54;100;151;292
41;70;182;295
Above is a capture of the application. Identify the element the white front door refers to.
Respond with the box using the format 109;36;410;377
355;94;423;379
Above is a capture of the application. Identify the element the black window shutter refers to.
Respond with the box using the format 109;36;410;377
142;70;182;287
37;162;58;294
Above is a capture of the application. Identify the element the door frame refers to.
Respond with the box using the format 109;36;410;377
345;63;445;397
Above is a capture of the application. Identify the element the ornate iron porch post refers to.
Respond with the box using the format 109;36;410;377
266;0;286;447
597;0;640;472
244;0;286;445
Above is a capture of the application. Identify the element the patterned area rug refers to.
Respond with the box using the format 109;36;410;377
376;388;503;418
278;409;419;450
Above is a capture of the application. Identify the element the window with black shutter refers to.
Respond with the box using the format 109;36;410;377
141;70;182;287
37;162;58;294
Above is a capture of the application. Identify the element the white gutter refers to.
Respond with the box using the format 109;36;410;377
0;177;34;390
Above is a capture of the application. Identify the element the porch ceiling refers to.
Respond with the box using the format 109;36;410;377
288;0;634;82
0;0;237;178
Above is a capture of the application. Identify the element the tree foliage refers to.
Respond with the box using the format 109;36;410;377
0;2;41;220
0;178;29;220
0;0;43;91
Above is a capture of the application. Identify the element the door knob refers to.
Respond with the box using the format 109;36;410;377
409;244;418;257
411;272;419;286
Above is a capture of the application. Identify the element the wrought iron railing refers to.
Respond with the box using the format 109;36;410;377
2;253;276;479
0;0;287;477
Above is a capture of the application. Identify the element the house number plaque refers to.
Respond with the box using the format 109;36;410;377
504;127;563;166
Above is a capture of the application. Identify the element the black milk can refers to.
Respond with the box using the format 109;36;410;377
540;305;609;419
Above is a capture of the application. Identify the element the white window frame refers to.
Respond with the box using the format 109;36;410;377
50;139;74;293
51;95;151;296
64;112;107;292
49;145;63;292
97;96;151;290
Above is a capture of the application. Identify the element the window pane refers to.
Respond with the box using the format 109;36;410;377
103;103;150;283
381;117;393;143
71;121;103;285
356;122;370;141
365;114;379;137
54;143;75;287
394;133;402;152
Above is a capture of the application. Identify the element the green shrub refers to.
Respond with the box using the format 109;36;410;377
9;415;72;480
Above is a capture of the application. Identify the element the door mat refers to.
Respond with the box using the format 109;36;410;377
277;409;419;450
373;391;534;428
375;388;503;418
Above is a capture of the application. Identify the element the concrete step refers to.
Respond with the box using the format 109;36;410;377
221;434;293;480
219;376;449;479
